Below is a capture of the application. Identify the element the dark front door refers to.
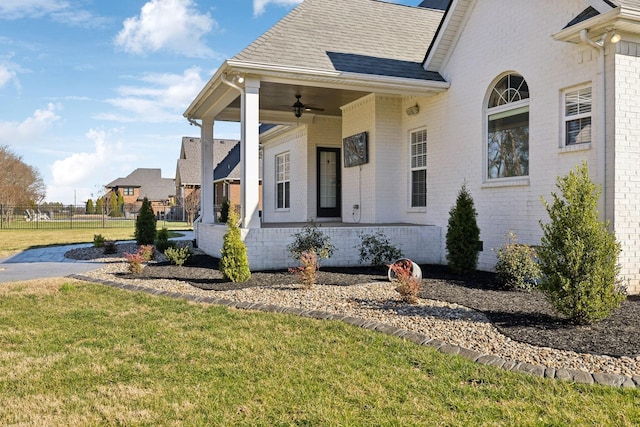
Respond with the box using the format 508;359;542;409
317;147;341;218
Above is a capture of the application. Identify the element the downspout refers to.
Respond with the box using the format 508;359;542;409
580;29;609;222
221;73;246;224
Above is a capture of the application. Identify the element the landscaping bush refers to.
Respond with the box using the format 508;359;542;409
538;162;625;324
164;246;191;267
289;250;319;288
124;251;145;274
288;222;335;262
446;183;480;275
219;209;251;282
388;259;422;304
357;231;403;268
155;227;175;253
93;234;105;248
103;240;117;255
494;231;540;291
219;199;230;224
138;244;155;261
135;197;157;245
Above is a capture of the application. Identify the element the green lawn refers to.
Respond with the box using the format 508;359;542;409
0;224;192;257
0;279;638;426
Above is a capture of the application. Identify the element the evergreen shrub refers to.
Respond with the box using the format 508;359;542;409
288;222;335;262
495;231;540;291
135;197;157;245
446;183;480;274
219;209;251;282
357;231;403;268
538;162;625;324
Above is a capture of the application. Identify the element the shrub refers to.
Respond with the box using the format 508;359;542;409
288;222;335;262
446;183;480;275
93;234;105;248
138;244;155;261
124;251;145;274
135;197;157;245
164;246;191;267
357;231;403;268
494;231;540;291
219;209;251;282
538;162;625;325
388;259;422;304
219;199;230;224
155;227;174;253
103;240;117;255
288;250;319;288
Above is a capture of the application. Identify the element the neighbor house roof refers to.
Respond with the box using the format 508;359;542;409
232;0;446;81
175;137;239;187
105;168;175;202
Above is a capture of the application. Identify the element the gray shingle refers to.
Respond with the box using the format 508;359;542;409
175;137;239;186
105;168;175;202
233;0;445;81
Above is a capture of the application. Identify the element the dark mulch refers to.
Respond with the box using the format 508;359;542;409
135;254;640;358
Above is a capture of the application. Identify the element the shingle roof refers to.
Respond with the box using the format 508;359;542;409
232;0;446;81
105;168;175;201
175;137;240;186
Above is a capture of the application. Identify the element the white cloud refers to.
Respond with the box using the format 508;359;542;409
253;0;302;17
0;64;17;88
50;129;115;187
0;0;109;28
115;0;217;58
0;103;60;144
97;67;205;123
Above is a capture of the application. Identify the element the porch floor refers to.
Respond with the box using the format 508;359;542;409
259;221;429;228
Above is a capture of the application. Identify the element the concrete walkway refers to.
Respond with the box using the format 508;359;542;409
0;231;194;283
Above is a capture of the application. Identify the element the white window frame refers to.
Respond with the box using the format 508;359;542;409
275;152;290;210
563;85;592;147
410;128;427;208
485;73;530;183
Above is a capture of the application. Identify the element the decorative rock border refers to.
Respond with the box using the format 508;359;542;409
69;274;639;389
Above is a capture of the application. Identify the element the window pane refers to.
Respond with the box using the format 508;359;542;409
488;74;530;108
488;110;529;179
566;117;591;145
565;88;592;116
277;183;283;209
284;182;290;209
411;169;426;207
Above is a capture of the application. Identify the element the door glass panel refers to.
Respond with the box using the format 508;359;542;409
319;151;337;209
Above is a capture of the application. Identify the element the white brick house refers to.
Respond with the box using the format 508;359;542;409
184;0;640;292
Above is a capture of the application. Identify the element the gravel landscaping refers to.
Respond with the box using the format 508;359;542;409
66;241;640;383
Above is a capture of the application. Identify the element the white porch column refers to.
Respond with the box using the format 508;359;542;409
200;118;215;224
241;77;261;228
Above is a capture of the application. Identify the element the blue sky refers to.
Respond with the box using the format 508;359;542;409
0;0;416;204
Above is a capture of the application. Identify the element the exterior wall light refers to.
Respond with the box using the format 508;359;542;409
610;31;621;44
406;104;420;116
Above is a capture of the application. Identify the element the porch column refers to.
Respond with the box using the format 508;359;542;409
241;77;261;228
200;117;215;224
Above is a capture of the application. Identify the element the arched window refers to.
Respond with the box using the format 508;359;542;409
487;74;530;180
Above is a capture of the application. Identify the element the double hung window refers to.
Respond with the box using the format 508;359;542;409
276;152;290;209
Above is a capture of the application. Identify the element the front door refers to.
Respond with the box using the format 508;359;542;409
317;147;341;218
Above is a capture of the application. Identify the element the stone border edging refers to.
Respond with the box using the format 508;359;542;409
68;274;639;389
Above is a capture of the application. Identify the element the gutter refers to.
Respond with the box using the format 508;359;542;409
580;28;609;222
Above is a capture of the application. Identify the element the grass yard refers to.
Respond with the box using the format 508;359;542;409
0;279;639;426
0;224;192;258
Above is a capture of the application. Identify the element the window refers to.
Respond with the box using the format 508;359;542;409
276;152;290;209
410;128;427;207
564;86;592;146
123;187;134;196
487;74;530;180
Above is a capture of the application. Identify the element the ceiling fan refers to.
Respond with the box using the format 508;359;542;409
291;94;324;118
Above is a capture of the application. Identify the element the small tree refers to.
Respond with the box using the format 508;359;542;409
538;162;624;324
109;194;119;217
446;183;480;274
219;209;251;282
135;197;157;245
96;197;104;215
219;198;230;224
86;199;94;214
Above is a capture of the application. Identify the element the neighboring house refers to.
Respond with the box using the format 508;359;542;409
105;168;175;218
184;0;640;293
174;136;261;221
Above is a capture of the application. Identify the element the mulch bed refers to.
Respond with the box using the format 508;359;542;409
133;254;640;359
